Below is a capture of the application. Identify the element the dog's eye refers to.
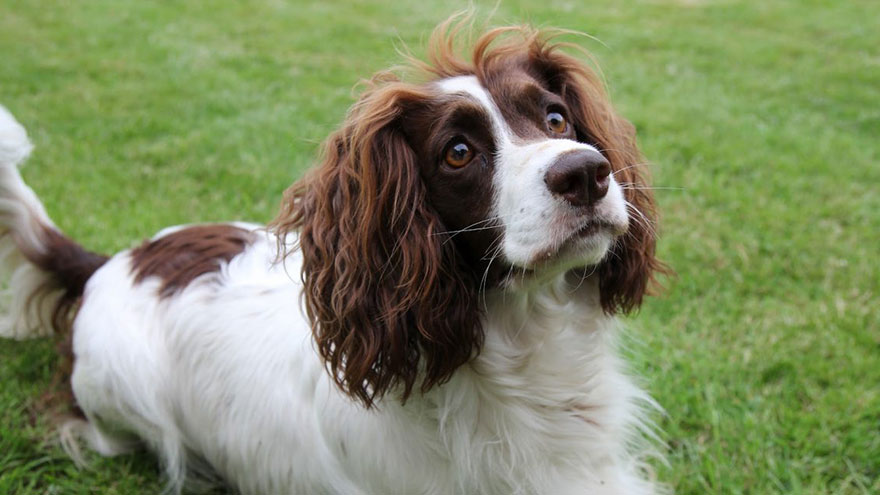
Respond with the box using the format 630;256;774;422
546;112;568;134
444;141;474;168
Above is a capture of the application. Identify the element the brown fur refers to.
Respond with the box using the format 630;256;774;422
17;226;108;334
272;18;666;406
130;224;256;297
273;82;482;407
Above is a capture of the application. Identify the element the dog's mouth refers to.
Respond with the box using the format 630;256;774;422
550;219;625;258
507;219;625;278
571;220;621;240
491;213;629;290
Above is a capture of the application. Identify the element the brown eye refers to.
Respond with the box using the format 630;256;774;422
444;141;474;168
547;112;568;134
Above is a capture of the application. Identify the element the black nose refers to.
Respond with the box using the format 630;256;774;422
543;150;611;207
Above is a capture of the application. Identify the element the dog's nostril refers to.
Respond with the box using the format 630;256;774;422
596;163;611;183
544;150;610;207
545;168;584;197
594;162;611;199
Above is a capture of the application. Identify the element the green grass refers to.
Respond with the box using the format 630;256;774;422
1;0;877;493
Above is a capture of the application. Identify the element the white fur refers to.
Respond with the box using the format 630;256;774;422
66;230;658;494
0;89;661;494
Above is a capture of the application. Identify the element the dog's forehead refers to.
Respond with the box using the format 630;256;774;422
436;76;494;110
436;75;513;145
434;73;554;144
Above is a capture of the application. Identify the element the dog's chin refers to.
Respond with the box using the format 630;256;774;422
501;226;620;289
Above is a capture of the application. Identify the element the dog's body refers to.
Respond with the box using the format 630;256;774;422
68;224;652;494
1;21;665;494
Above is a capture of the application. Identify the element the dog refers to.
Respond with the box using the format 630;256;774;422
0;19;666;495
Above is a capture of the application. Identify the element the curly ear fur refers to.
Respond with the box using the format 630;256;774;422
526;41;668;314
272;81;482;407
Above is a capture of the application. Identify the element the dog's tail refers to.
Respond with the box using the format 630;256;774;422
0;105;107;339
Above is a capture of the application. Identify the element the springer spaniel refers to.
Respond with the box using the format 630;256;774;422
0;20;666;495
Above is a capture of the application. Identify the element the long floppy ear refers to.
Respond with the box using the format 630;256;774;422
272;83;482;407
529;43;667;314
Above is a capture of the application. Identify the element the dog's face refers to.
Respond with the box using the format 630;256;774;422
404;69;629;285
274;27;663;405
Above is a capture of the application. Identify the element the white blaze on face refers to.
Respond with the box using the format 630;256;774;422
436;75;628;270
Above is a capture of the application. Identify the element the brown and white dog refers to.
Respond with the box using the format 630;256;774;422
0;19;666;495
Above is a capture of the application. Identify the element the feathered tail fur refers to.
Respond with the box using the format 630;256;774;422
0;105;107;339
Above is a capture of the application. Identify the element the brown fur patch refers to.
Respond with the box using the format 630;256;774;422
20;226;110;333
130;224;255;297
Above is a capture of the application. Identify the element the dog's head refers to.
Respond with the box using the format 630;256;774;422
274;20;664;405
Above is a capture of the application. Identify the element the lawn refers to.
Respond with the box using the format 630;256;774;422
1;0;877;493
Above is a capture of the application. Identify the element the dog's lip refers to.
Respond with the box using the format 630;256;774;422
519;220;622;268
573;220;613;238
569;219;626;241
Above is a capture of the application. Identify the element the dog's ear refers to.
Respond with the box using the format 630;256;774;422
529;44;666;313
273;82;482;407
